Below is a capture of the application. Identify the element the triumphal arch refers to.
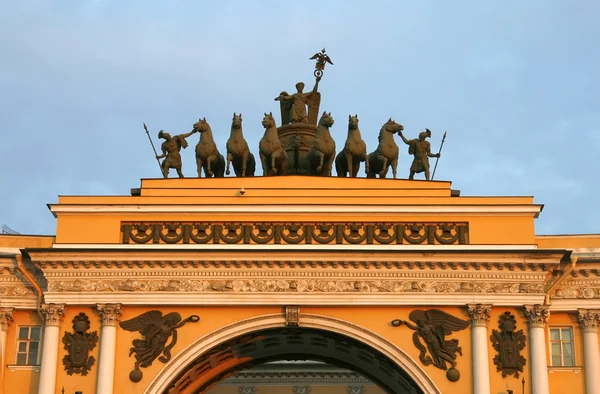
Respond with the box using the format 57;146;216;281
1;51;599;394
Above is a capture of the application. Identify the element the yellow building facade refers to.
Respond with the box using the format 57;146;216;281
0;176;599;394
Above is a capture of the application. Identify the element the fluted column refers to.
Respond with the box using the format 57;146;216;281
578;309;600;394
0;308;15;394
524;305;550;394
96;304;122;394
468;304;491;394
38;303;66;394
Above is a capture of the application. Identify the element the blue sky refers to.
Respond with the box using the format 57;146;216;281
1;1;598;236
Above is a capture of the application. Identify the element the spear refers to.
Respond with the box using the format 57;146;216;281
431;131;447;180
143;122;165;178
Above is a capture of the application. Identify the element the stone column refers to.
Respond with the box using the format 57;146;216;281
38;303;66;394
524;305;550;394
96;304;122;394
578;309;600;394
467;304;491;394
0;308;15;394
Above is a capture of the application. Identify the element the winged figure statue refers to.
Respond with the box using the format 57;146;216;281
391;309;469;370
119;310;199;380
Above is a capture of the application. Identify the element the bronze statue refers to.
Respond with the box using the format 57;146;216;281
192;118;225;178
226;113;255;177
398;129;440;180
303;111;336;176
275;76;321;125
156;129;196;178
259;112;289;176
119;311;199;382
366;118;404;178
335;114;369;177
392;309;469;381
62;313;98;376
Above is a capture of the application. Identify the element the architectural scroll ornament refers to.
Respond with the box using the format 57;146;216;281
467;304;491;327
490;312;526;378
39;303;66;326
523;305;549;328
0;307;14;330
391;309;470;382
577;309;600;332
96;303;122;326
121;222;468;246
62;313;98;375
119;311;200;382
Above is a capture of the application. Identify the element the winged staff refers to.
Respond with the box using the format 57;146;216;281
392;309;469;380
119;310;200;382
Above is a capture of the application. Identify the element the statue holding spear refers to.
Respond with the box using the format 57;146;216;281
398;128;443;181
143;123;196;178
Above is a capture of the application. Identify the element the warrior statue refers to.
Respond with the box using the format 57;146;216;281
398;129;440;180
156;129;196;178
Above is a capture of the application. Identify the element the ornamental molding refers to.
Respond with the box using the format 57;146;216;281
121;222;469;246
467;304;491;326
549;280;600;300
523;305;549;328
40;303;66;326
46;277;545;295
96;303;122;326
577;309;600;332
0;307;14;330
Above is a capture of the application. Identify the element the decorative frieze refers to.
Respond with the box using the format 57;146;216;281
524;305;549;328
47;278;545;294
577;309;600;332
0;307;14;331
96;303;122;326
467;304;491;327
551;282;599;299
238;387;255;394
39;303;66;326
121;222;469;246
347;387;365;394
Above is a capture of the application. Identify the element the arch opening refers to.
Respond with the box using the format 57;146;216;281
165;328;425;394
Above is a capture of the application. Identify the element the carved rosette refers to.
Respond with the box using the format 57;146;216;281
40;303;66;327
347;387;366;394
293;386;311;394
523;305;549;328
467;304;491;327
96;303;122;326
0;307;14;331
577;309;600;333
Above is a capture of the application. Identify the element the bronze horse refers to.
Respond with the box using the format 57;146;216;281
366;118;404;178
303;111;336;176
335;114;369;177
258;112;289;176
193;118;225;178
226;113;255;177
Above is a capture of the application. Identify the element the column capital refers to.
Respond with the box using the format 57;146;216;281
39;303;66;327
0;307;15;331
96;303;123;326
524;305;549;328
467;304;492;327
578;309;600;333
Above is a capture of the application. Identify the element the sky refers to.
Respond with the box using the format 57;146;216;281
1;1;598;236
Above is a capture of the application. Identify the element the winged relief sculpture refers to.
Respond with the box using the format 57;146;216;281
391;309;469;380
119;310;200;382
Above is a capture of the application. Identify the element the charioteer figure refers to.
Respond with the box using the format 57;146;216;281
399;128;441;181
156;129;196;178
